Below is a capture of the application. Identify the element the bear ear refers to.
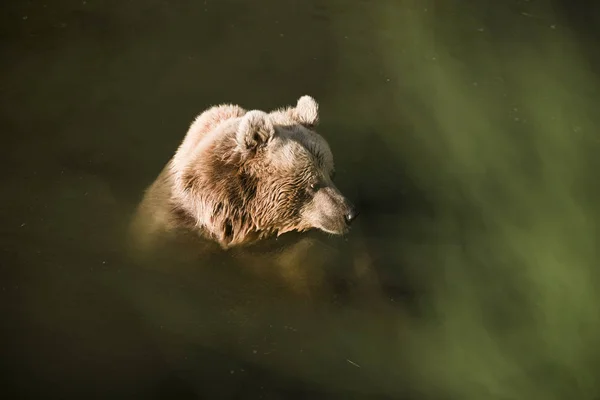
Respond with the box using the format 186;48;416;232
293;95;319;128
236;110;275;151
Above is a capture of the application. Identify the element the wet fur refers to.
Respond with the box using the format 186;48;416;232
130;96;338;252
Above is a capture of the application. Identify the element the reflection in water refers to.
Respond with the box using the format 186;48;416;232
1;0;599;399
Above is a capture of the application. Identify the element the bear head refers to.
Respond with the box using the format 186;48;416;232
173;96;358;249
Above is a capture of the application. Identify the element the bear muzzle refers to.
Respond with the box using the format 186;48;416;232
310;187;359;235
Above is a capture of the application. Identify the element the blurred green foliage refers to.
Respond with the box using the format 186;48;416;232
364;2;600;399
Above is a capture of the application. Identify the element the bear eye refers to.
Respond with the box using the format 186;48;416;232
309;182;321;192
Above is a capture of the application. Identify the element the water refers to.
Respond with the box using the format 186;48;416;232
2;0;599;399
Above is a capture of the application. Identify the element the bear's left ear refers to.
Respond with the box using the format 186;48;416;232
293;95;319;128
236;110;275;152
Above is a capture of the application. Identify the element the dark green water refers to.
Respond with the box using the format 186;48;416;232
2;0;599;399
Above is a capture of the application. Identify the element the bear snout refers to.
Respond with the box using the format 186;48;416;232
311;188;358;235
328;188;357;223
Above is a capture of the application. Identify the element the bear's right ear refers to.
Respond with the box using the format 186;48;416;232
236;110;275;152
293;95;319;128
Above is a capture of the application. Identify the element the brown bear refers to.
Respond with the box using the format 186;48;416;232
130;95;358;253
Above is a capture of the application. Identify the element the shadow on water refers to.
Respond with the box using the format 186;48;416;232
2;0;600;399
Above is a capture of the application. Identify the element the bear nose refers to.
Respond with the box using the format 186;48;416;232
345;205;359;225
